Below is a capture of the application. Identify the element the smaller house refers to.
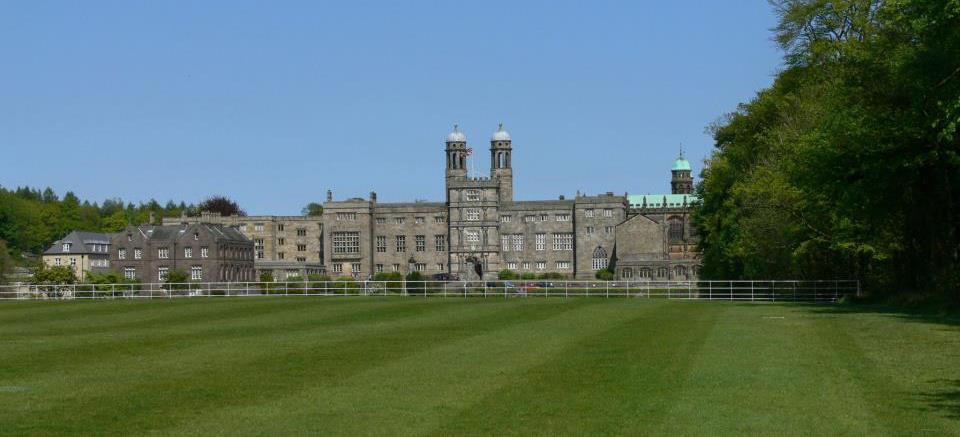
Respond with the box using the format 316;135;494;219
42;231;115;281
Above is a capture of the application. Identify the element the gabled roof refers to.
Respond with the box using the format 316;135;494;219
43;231;114;255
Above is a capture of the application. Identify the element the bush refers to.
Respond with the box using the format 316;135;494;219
374;271;404;293
329;276;359;294
520;272;537;280
498;269;516;280
538;272;566;280
595;269;615;281
307;274;331;293
405;271;425;294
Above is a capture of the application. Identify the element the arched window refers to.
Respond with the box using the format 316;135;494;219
668;217;684;242
592;247;608;271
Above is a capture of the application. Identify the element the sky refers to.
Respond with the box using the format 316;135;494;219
0;1;783;215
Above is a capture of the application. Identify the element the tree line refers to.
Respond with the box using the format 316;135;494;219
695;0;960;303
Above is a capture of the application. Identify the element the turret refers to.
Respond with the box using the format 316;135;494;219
490;123;513;202
445;124;468;182
671;147;693;194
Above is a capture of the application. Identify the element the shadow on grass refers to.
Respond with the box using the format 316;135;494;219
917;379;960;420
792;302;960;329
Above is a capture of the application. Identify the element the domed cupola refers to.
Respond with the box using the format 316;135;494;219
671;146;693;194
446;124;467;143
491;122;511;142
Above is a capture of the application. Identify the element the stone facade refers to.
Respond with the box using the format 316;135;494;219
42;231;115;282
320;124;702;280
110;223;255;283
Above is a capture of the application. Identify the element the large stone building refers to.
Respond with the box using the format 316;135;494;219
110;223;255;283
42;231;115;281
321;124;700;280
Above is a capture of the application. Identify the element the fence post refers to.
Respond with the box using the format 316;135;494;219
708;281;712;300
751;281;754;302
605;281;609;298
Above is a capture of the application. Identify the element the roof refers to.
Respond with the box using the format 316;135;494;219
125;224;251;244
628;194;700;209
43;231;114;255
491;123;511;141
446;124;466;143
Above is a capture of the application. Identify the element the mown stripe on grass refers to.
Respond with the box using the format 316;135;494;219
0;298;594;435
160;299;665;436
426;300;720;436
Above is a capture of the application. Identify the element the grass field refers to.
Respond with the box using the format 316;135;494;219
1;297;958;435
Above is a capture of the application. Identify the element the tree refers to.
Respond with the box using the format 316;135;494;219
0;240;12;284
31;264;76;284
166;269;189;284
301;202;323;216
198;195;246;217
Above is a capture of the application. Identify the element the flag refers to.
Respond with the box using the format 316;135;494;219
465;147;473;156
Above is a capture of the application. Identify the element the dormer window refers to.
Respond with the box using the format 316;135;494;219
62;243;71;252
193;233;199;240
127;233;132;241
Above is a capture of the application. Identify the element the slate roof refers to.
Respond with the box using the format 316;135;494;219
43;231;115;255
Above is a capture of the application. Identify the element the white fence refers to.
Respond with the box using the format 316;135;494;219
0;280;858;302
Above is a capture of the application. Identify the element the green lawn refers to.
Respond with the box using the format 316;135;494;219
1;297;958;436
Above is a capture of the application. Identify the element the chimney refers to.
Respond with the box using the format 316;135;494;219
149;211;155;225
180;210;188;224
326;190;333;202
559;195;565;200
370;191;377;203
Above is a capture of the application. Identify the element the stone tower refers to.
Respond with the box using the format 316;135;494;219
489;123;513;202
445;124;468;182
671;148;693;195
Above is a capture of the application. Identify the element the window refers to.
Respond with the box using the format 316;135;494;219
394;217;405;225
191;266;203;281
395;235;406;252
536;261;546;270
466;209;480;221
501;215;511;223
501;235;511;251
435;216;445;224
62;243;71;252
512;234;523;251
255;223;264;231
277;224;285;232
465;189;480;201
240;224;248;232
297;244;306;252
184;247;192;258
297;228;307;236
352;263;361;274
556;214;570;222
201;247;208;258
557;261;570;269
158;267;169;282
158;248;169;259
376;217;386;225
376;264;384;273
524;215;535;223
118;248;126;260
507;262;518;270
193;233;199;241
134;248;142;259
669;218;684;242
392;264;400;272
586;226;594;234
415;235;425;252
70;258;76;267
435;234;445;252
332;232;361;254
622;268;634;279
278;252;285;260
674;265;687;278
376;236;386;253
553;233;573;251
278;238;285;246
415;217;424;224
296;257;306;262
605;226;614;235
124;268;136;280
54;258;61;266
436;263;445;271
539;214;548;222
535;233;545;251
592;247;608;271
337;212;357;221
640;268;651;278
332;263;342;273
585;209;595;218
604;209;613;217
465;230;480;244
414;263;426;272
256;250;264;259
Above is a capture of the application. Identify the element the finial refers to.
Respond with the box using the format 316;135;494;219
453;123;460;132
679;142;684;158
498;122;504;131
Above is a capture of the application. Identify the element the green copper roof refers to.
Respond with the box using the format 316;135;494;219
672;157;691;171
628;194;699;209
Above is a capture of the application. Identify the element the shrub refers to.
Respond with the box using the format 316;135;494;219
520;272;537;280
405;271;425;294
498;269;516;280
538;272;566;280
595;269;615;281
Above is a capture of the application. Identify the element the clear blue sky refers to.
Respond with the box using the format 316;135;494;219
0;1;782;215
